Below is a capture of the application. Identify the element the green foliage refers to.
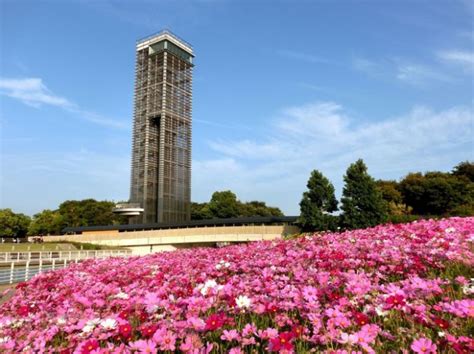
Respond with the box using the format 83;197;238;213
191;191;284;220
190;202;214;220
340;159;387;229
57;199;126;228
452;160;474;182
58;241;124;250
208;191;241;218
0;208;31;238
447;203;474;216
375;180;402;204
399;172;473;215
386;214;423;224
298;170;338;231
28;209;64;235
239;201;284;217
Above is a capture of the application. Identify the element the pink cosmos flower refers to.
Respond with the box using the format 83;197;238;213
411;338;437;354
159;331;176;351
302;286;319;302
179;334;203;352
129;339;156;353
258;327;279;339
220;329;240;342
242;323;257;337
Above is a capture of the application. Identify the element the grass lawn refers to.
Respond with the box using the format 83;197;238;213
0;243;77;252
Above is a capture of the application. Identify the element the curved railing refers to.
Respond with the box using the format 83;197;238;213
0;249;132;285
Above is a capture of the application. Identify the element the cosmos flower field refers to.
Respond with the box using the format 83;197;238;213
1;217;473;353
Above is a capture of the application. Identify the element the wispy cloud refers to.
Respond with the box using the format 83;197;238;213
0;78;73;108
396;64;453;86
198;101;473;214
0;77;128;129
353;57;454;86
278;49;332;64
352;57;382;76
438;50;474;72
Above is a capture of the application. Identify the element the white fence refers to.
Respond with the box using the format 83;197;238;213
0;250;132;285
0;250;131;263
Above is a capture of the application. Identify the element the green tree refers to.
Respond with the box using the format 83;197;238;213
0;208;31;238
28;209;64;235
399;172;473;215
452;161;474;182
240;201;284;217
375;180;412;217
299;170;338;231
208;191;241;218
57;199;123;228
190;202;214;220
191;191;284;220
375;180;402;204
340;159;387;229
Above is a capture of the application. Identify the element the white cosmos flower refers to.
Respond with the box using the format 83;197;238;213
462;284;474;295
100;318;117;330
114;291;129;300
235;295;251;309
56;317;67;325
82;324;95;333
82;318;101;333
199;279;219;296
445;227;456;233
375;306;388;317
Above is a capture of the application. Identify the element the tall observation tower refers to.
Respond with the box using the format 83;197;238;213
126;30;194;224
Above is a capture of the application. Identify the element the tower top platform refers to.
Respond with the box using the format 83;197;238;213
136;29;193;55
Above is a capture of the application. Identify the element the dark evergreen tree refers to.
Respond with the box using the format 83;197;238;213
340;159;387;229
452;161;474;182
299;170;338;231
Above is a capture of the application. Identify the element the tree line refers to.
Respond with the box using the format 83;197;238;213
299;160;474;231
1;161;471;237
0;193;283;238
191;191;283;219
0;199;128;238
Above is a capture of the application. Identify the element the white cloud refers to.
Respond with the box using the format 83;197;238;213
353;57;454;86
0;78;73;108
0;77;128;129
438;50;474;72
200;101;473;214
396;64;453;86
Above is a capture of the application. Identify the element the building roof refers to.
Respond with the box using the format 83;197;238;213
136;29;193;54
63;216;298;234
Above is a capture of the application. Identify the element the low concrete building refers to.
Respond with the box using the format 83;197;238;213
43;217;300;255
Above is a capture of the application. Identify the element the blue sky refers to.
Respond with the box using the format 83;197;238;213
1;0;473;216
